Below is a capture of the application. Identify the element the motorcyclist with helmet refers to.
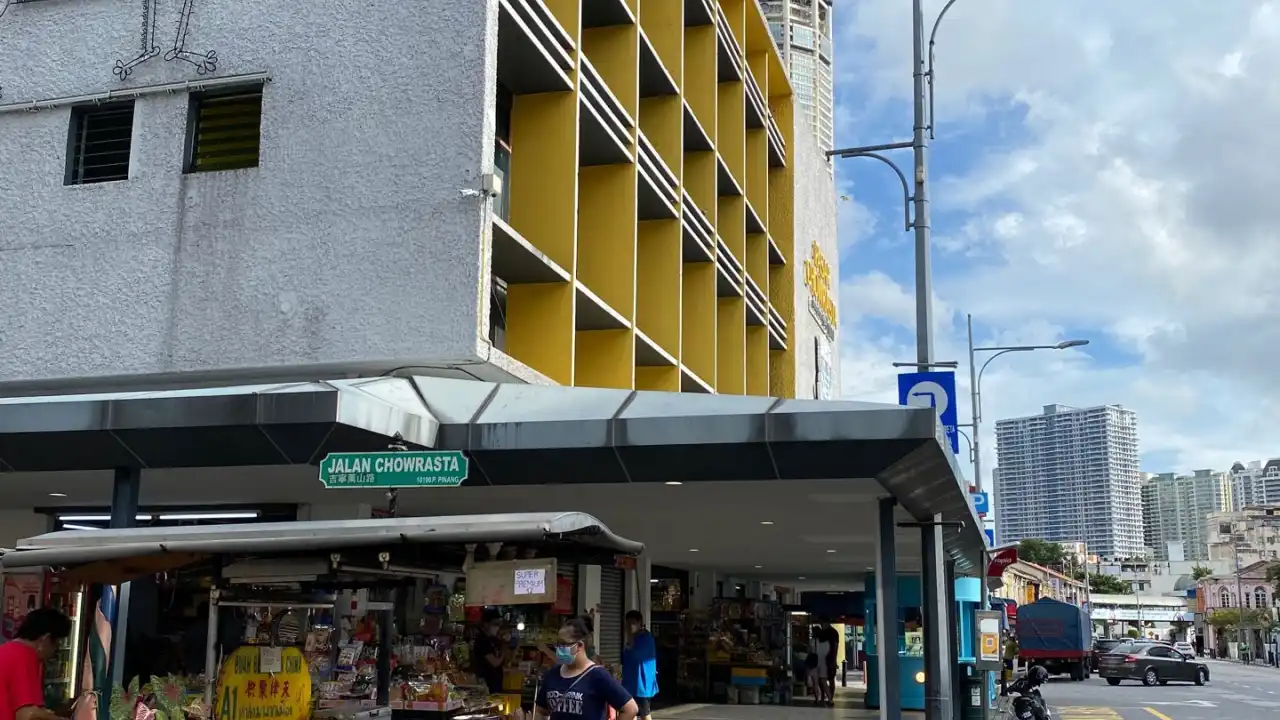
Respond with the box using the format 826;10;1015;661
1001;665;1051;720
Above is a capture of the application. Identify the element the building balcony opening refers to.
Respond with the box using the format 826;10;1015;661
494;82;513;223
489;275;508;352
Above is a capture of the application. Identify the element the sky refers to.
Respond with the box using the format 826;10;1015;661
830;0;1280;488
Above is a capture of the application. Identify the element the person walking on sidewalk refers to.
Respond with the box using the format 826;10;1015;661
622;611;657;720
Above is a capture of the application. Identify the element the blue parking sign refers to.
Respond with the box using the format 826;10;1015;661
984;528;995;546
897;371;959;454
972;492;990;515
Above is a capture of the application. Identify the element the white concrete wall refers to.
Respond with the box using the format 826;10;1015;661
0;0;498;392
790;120;840;400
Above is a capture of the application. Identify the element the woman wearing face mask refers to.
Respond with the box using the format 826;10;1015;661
534;618;638;720
472;611;509;693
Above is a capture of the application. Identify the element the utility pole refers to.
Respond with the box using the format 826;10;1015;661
910;0;934;365
967;315;980;491
1235;528;1247;660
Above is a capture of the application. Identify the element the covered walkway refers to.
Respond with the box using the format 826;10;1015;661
0;375;985;719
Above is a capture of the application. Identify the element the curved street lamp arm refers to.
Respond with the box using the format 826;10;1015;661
843;151;914;231
926;0;961;140
973;348;1027;422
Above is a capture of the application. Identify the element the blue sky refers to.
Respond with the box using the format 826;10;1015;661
827;0;1280;485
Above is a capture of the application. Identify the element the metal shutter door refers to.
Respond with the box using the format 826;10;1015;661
598;566;624;663
558;562;579;616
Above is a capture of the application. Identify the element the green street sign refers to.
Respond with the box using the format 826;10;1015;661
318;451;469;489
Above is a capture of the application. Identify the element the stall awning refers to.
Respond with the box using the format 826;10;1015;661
0;511;642;571
0;378;438;471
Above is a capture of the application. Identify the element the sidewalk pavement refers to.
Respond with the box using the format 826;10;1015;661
653;678;925;720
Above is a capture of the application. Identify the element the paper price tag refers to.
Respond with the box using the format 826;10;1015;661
259;646;283;674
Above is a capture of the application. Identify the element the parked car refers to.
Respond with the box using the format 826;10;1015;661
1097;641;1210;686
1091;638;1124;671
1173;641;1195;657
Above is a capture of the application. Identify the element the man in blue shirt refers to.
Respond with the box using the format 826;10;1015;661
621;611;658;720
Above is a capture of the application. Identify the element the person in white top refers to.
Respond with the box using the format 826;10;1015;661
812;629;832;705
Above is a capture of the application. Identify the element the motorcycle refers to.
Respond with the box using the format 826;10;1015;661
998;667;1052;720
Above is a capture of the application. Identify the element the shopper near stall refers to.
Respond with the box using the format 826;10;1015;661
472;610;510;693
0;608;72;720
818;620;839;706
535;618;638;720
621;611;657;720
811;625;832;706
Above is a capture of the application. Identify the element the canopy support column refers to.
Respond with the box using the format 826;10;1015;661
876;497;901;720
109;467;141;687
921;513;955;720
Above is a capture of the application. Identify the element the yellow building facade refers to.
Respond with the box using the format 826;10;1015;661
495;0;810;396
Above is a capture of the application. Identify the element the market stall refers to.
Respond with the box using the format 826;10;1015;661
677;598;786;705
0;512;643;720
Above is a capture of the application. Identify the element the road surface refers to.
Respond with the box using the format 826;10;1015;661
1039;660;1280;720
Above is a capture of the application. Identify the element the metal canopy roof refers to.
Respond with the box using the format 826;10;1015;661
0;378;436;472
0;511;643;570
0;375;985;570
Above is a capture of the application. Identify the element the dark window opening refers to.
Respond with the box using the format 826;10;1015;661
65;102;135;185
186;86;263;173
494;82;513;222
489;275;508;351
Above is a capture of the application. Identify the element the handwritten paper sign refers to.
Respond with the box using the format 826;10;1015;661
258;646;283;674
513;568;546;596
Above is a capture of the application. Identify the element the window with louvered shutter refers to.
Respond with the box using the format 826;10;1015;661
65;102;134;185
187;87;263;173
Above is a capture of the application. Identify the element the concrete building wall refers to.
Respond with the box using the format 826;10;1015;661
0;0;497;392
790;119;839;399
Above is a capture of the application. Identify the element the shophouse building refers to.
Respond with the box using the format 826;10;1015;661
0;3;990;711
1206;507;1280;565
0;0;838;402
1195;560;1279;658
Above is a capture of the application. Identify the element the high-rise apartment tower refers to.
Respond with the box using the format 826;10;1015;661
760;0;834;153
995;404;1143;557
1141;470;1232;561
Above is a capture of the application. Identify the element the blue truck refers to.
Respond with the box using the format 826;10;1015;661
1017;597;1093;681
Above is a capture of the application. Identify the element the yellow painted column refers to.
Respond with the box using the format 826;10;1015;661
576;329;634;389
682;262;716;387
746;325;768;396
507;283;575;385
716;297;745;394
578;164;638;319
636;219;681;358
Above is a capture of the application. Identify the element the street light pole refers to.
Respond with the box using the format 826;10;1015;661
911;0;933;365
964;315;1089;494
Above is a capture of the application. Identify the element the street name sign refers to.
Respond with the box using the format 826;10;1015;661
319;451;469;489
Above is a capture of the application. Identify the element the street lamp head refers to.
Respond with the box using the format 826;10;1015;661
1056;339;1089;350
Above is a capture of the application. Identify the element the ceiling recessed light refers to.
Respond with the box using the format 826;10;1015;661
689;548;699;552
665;481;683;486
826;549;837;553
754;565;763;569
798;576;806;580
760;520;774;525
48;493;67;498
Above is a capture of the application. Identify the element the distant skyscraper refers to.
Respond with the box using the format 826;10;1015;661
994;404;1142;558
1141;470;1232;561
761;0;834;153
1229;460;1280;509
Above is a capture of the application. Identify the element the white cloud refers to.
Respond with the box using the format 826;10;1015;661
835;0;1280;479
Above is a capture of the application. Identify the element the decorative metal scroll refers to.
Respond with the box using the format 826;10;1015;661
114;0;218;81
